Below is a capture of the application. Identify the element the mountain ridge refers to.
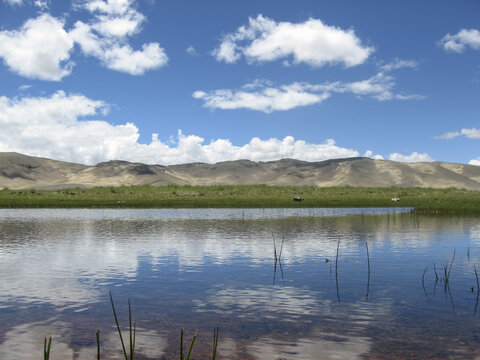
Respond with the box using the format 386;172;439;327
1;152;479;190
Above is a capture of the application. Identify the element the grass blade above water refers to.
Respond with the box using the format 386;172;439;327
109;292;128;360
43;336;51;360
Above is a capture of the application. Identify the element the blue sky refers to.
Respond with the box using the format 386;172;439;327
0;0;479;165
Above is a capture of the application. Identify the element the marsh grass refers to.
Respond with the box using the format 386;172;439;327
335;238;341;302
474;265;480;316
96;330;100;360
109;292;136;360
422;251;460;314
211;327;219;360
180;329;198;360
2;185;480;213
272;234;285;284
365;241;371;301
43;337;51;360
42;293;219;359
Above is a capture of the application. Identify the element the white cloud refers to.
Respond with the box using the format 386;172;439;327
194;73;423;112
83;0;134;15
0;14;74;81
364;150;384;160
379;58;418;72
34;0;48;10
2;0;23;5
186;45;198;56
70;21;168;74
68;0;167;75
212;14;374;67
440;29;480;53
82;0;145;38
101;43;168;75
92;12;144;37
388;152;434;163
0;1;167;79
18;84;32;91
193;82;331;113
342;72;396;100
0;92;366;165
470;159;480;166
436;128;480;140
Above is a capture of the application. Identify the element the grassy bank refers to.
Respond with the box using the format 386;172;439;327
0;185;479;214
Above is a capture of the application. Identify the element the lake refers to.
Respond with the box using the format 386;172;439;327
0;208;479;359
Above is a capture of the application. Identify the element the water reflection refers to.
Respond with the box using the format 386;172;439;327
0;319;166;360
245;331;371;360
0;209;480;359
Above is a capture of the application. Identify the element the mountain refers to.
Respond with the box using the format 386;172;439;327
1;152;479;190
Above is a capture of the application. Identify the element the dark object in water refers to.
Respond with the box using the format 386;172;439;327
293;196;304;201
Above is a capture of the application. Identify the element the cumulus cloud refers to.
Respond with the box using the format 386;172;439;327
440;29;480;53
0;92;368;165
470;159;480;166
388;152;434;163
83;0;146;38
0;0;167;79
0;14;74;81
100;43;167;75
364;150;384;160
212;14;374;67
436;128;480;140
194;72;423;112
69;0;168;75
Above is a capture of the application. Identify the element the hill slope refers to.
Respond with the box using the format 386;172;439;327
1;152;479;190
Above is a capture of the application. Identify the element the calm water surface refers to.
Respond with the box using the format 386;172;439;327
1;208;480;359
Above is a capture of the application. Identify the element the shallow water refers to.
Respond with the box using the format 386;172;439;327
0;208;479;359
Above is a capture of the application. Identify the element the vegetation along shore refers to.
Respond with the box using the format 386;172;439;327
1;185;479;214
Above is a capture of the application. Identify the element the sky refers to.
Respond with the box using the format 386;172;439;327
0;0;479;166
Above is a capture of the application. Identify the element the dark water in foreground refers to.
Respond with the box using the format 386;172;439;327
1;208;480;359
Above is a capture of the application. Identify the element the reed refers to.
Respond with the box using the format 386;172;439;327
279;236;285;262
447;250;456;280
365;241;371;301
211;327;219;360
335;238;340;302
475;265;479;293
272;235;285;284
96;330;100;360
272;233;278;263
43;337;51;360
422;265;431;301
40;296;220;359
109;292;136;360
180;329;198;360
475;265;479;316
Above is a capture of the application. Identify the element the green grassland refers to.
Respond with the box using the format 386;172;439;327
0;185;479;214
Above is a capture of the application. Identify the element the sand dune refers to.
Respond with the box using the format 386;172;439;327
1;152;479;190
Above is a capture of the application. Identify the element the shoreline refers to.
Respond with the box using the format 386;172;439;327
1;185;479;214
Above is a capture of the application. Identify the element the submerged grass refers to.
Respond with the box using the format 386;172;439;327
1;185;480;213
